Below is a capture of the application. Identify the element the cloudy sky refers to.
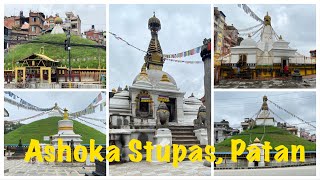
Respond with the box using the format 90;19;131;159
216;4;316;56
5;4;106;32
109;4;211;98
214;91;316;134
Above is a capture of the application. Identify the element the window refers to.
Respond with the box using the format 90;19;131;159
32;17;37;22
31;26;36;32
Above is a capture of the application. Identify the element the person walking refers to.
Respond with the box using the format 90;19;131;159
284;65;289;77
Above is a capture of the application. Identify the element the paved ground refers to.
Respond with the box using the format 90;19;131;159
214;166;316;176
215;76;316;89
4;159;95;176
110;161;211;176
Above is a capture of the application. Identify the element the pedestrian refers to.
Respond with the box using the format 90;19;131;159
284;65;289;77
236;62;241;78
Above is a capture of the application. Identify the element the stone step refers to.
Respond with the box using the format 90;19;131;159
172;139;200;145
171;132;195;136
170;129;194;133
172;135;197;139
172;136;198;141
169;126;194;130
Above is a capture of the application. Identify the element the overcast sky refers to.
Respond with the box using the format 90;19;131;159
5;4;106;32
214;91;316;134
216;4;316;56
109;4;211;98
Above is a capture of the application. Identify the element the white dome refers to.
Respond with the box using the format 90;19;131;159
272;39;290;49
155;80;177;90
240;37;257;47
109;90;130;111
133;69;177;87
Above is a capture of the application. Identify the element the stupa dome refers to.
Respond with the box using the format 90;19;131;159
240;36;257;47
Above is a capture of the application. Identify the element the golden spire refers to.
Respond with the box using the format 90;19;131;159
137;63;150;82
264;12;271;26
160;74;170;82
254;137;261;143
261;95;269;111
145;12;164;70
63;108;69;120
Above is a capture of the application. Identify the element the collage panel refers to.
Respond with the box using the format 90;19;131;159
4;91;107;176
213;91;316;176
214;4;316;89
108;4;212;176
4;4;106;89
3;3;108;177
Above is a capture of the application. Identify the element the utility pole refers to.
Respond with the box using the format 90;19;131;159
65;29;71;88
201;38;211;167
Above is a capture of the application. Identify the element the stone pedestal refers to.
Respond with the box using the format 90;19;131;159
248;138;265;168
85;149;106;176
152;128;172;162
194;128;208;145
109;129;132;162
7;139;25;160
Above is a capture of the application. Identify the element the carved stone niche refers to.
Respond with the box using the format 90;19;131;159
135;90;153;118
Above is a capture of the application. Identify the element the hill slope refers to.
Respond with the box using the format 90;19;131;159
4;34;106;69
4;117;106;145
215;126;316;152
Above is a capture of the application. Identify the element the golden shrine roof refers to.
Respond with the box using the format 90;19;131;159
34;53;58;62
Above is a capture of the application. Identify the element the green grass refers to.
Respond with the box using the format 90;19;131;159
4;117;106;145
215;126;316;152
4;34;106;69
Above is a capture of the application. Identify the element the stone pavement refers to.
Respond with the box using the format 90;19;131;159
215;77;316;89
109;161;211;176
214;166;316;176
4;159;95;176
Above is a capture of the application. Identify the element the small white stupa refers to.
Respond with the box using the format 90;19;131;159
51;15;65;35
52;108;82;146
48;103;62;117
255;95;275;126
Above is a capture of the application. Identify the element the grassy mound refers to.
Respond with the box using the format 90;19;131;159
216;126;316;152
4;34;106;69
4;117;106;145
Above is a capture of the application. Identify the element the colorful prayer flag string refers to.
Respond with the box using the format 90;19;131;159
110;31;203;64
163;46;202;58
164;58;202;64
238;4;263;23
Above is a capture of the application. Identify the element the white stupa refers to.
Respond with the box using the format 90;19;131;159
52;108;82;146
48;103;62;117
255;95;275;126
51;16;65;35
